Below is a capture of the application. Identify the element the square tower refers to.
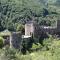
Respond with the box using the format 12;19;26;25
25;21;34;36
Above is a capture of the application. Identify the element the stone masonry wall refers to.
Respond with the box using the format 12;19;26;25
10;32;22;49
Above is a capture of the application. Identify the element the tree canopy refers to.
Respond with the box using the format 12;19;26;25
0;0;60;31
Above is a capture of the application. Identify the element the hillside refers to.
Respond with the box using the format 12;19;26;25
0;0;60;31
0;0;60;60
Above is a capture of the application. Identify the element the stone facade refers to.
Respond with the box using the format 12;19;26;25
25;22;34;36
9;20;60;49
56;20;60;32
3;20;60;49
10;32;22;49
25;20;60;39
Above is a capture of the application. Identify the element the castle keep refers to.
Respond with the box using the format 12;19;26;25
1;20;60;49
24;20;60;38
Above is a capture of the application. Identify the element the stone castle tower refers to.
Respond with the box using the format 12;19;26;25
25;21;34;36
25;20;60;38
25;21;41;38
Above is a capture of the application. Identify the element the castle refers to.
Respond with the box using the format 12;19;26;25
1;20;60;49
24;20;60;37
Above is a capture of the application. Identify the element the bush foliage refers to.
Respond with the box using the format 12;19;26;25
0;37;4;48
0;0;60;31
0;36;60;60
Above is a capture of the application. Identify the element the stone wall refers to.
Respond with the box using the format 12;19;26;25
56;20;60;32
25;22;34;36
3;36;10;45
24;20;60;43
10;32;22;49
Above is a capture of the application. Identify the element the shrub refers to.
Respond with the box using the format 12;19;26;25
0;47;20;60
0;37;4;48
32;43;42;49
16;24;25;34
43;35;54;50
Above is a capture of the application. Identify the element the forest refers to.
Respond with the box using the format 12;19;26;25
0;0;60;31
0;0;60;60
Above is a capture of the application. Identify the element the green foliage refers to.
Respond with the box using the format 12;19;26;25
0;46;20;60
31;43;42;49
16;24;25;33
43;35;53;46
20;38;60;60
0;36;60;60
0;37;4;48
0;0;60;60
0;0;60;31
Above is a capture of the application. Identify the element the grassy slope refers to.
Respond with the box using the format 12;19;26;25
15;37;60;60
20;41;60;60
